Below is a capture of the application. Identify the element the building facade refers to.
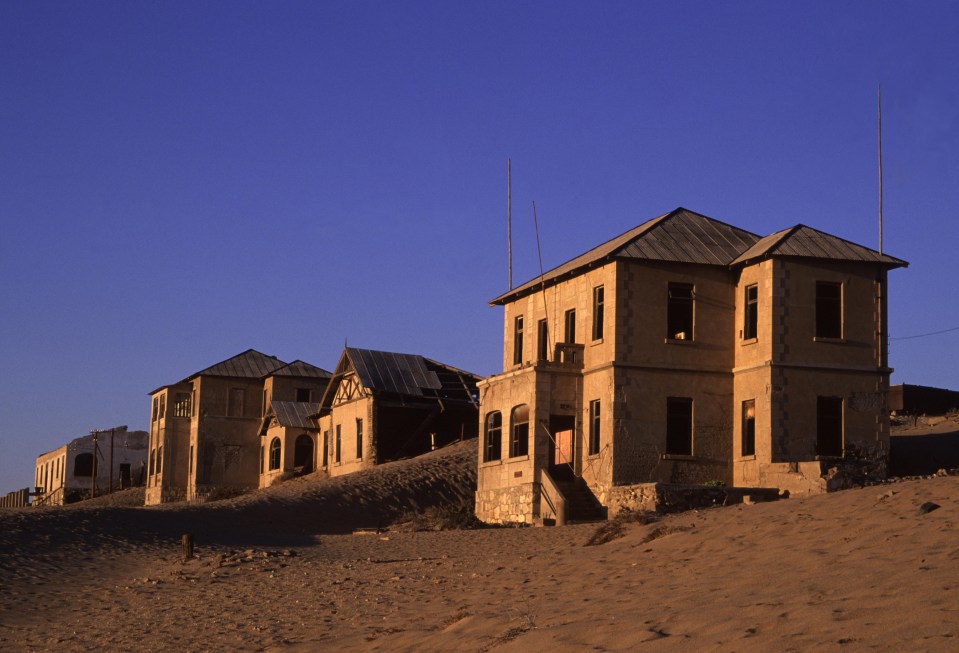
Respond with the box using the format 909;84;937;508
145;350;330;504
315;347;481;478
476;208;906;524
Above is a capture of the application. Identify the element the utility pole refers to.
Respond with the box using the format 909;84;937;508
507;158;513;290
109;427;115;493
878;84;883;255
91;430;99;499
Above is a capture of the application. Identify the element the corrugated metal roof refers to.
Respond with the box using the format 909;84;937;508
270;401;321;429
319;347;480;409
731;224;908;268
185;349;287;381
490;208;761;305
270;360;332;379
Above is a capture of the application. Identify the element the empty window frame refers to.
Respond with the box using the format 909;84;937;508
74;452;94;477
335;425;342;463
537;319;549;361
592;286;605;341
228;388;245;417
815;282;842;339
484;412;502;462
564;309;576;343
322;430;329;467
513;315;524;365
148;449;155;476
356;419;363;460
158;395;166;419
742;399;756;456
156;446;162;474
667;283;694;341
152;397;159;422
665;397;693;456
817;396;843;457
743;284;758;340
173;392;191;418
263;389;269;416
510;404;530;458
269;437;281;471
189;444;193;475
259;445;264;474
588;399;601;455
296;388;312;402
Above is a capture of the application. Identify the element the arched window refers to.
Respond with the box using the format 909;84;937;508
74;453;94;477
484;412;502;462
510;404;529;458
269;437;282;471
293;434;314;473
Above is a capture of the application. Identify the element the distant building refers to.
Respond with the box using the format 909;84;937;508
476;207;907;524
34;427;148;506
315;347;480;477
888;383;959;416
145;350;331;504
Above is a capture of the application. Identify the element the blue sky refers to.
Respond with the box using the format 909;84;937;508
1;1;957;493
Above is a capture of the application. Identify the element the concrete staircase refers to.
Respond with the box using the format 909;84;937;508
550;467;606;522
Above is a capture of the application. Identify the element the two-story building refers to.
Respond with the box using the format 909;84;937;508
475;207;906;524
146;350;331;504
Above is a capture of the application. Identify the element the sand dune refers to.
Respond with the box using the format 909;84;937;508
1;439;957;651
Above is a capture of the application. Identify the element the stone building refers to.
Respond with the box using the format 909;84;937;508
258;400;322;488
315;347;480;478
34;427;148;506
475;207;907;524
145;350;330;504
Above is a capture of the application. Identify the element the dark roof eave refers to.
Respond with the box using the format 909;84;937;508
730;252;909;270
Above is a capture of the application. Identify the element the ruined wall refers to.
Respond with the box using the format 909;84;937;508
475;482;539;525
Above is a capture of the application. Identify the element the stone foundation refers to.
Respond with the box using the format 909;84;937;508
475;483;538;524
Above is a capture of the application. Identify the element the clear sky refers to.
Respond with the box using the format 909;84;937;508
1;1;957;494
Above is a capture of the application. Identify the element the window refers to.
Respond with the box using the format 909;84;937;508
151;397;159;422
296;388;312;402
817;396;843;457
156;446;162;474
294;434;314;472
158;395;166;419
228;388;245;417
513;315;524;365
322;430;329;467
148;449;155;476
744;284;758;340
510;404;530;458
564;309;576;343
263;389;269;416
173;392;191;418
666;397;693;455
537;319;549;361
742;399;756;456
667;283;694;340
335;425;341;463
189;445;194;475
269;437;281;471
592;286;605;340
356;419;364;460
588;400;601;455
192;389;196;417
74;452;94;477
259;445;264;474
816;281;842;339
483;412;502;462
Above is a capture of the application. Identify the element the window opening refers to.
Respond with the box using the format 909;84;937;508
296;388;312;402
744;284;758;340
537;319;549;361
817;396;843;457
356;419;364;460
816;281;842;339
513;315;524;365
742;399;756;456
588;399;601;455
510;404;530;458
667;283;694;340
173;392;191;418
335;425;341;463
666;397;693;455
564;309;576;343
484;412;502;462
74;452;94;477
269;437;281;471
592;286;604;340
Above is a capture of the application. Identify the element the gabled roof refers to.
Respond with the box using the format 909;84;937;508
491;207;761;305
731;224;908;268
185;348;287;381
268;360;332;379
263;401;322;433
318;347;480;411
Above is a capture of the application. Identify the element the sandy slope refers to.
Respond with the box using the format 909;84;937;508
1;439;958;652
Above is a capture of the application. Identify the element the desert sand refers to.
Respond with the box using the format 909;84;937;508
2;434;958;652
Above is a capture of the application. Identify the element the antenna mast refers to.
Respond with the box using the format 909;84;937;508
878;84;883;255
508;159;513;289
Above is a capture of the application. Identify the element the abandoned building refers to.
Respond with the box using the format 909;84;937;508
145;350;331;504
33;427;148;506
475;207;907;524
315;347;481;477
258;400;322;488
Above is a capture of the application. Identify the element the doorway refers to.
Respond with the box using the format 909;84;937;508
548;415;576;480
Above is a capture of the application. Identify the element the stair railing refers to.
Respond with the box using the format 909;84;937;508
539;469;567;526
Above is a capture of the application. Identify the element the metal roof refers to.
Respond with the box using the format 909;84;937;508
731;224;908;268
319;347;480;410
269;360;332;379
490;207;761;305
185;349;287;381
270;401;322;429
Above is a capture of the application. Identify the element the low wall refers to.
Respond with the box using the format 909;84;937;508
475;483;538;524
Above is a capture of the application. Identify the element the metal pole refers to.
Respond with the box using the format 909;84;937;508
508;158;513;290
109;428;115;493
878;84;883;255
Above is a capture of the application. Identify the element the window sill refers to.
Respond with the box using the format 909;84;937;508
813;337;845;344
661;453;696;461
590;338;604;346
736;455;757;462
507;454;531;462
741;338;758;346
479;458;502;468
664;338;695;345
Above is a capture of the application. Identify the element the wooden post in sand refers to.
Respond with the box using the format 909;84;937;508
182;534;194;561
